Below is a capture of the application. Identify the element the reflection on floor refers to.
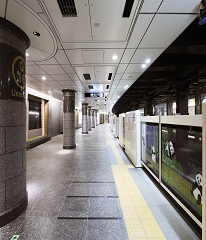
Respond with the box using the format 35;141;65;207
0;124;201;239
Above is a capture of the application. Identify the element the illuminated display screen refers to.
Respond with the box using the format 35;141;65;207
84;93;104;97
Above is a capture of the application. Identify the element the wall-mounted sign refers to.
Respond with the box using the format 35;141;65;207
84;93;104;97
0;43;26;101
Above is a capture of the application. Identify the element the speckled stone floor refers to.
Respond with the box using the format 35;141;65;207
0;124;201;240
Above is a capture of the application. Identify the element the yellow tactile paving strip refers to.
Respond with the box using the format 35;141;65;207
107;132;166;239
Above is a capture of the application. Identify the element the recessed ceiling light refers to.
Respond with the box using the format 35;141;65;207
112;55;118;60
33;31;40;37
141;64;146;69
26;53;29;57
124;85;128;89
117;96;120;98
42;76;46;80
145;58;151;64
48;91;51;93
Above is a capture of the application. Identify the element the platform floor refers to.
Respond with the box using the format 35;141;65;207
0;124;201;239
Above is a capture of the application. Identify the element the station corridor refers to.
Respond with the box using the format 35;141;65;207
0;124;200;240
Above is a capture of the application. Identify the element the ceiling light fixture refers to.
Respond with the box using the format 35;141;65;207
145;58;151;64
48;91;51;94
117;96;120;98
124;85;128;89
112;55;118;60
42;76;46;80
26;53;29;57
33;31;40;37
141;64;146;69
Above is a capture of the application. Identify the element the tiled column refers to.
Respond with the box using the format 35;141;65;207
94;109;98;126
91;109;95;128
0;17;30;227
87;105;91;131
62;89;76;149
82;103;88;134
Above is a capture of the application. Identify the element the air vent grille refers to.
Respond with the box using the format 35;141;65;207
106;85;109;89
88;85;93;89
122;0;134;18
83;74;91;80
108;73;112;80
57;0;77;17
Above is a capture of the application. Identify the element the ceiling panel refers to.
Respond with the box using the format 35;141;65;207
122;72;142;80
26;47;51;62
30;74;54;81
65;50;84;64
113;73;123;80
44;81;61;86
57;81;75;86
158;0;200;13
104;49;125;64
26;75;39;82
120;49;136;63
61;65;75;74
139;14;197;48
39;65;65;74
75;67;95;81
68;74;81;81
26;65;47;75
140;0;162;13
20;0;42;13
131;48;164;64
35;57;59;65
119;80;136;85
125;64;146;73
51;74;71;81
54;50;70;64
95;66;116;82
127;14;155;48
43;0;91;41
0;0;6;17
62;42;127;49
82;50;104;64
90;0;140;41
7;0;56;60
117;64;128;73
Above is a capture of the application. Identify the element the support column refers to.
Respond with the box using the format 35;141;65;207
88;105;91;131
62;89;76;149
94;109;98;126
167;95;173;115
0;17;30;227
144;100;153;116
175;85;189;115
82;103;88;134
91;109;95;128
195;85;201;114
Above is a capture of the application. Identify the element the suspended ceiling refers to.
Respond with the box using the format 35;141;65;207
1;0;201;111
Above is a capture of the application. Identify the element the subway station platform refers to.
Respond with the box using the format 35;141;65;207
0;124;201;240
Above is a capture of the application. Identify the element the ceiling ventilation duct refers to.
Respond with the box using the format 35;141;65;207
88;85;93;89
122;0;135;18
57;0;77;17
108;73;112;80
83;74;91;80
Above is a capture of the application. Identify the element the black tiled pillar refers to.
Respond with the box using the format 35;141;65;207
62;89;76;149
0;17;30;227
82;103;88;134
175;85;189;115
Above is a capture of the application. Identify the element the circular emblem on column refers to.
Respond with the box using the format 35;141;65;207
12;56;25;90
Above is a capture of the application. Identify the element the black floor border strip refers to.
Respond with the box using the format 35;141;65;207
73;181;115;183
57;217;122;220
66;196;119;198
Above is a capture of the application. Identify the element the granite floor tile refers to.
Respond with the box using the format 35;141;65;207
86;220;128;240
